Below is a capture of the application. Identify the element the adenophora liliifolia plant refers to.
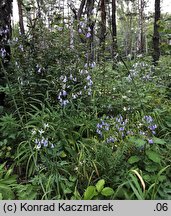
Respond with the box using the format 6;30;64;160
119;55;145;112
0;60;47;196
31;123;55;149
55;23;96;107
0;60;50;193
96;113;158;148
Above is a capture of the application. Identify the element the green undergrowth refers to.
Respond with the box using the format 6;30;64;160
0;25;171;199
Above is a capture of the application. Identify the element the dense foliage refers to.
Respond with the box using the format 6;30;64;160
0;0;171;200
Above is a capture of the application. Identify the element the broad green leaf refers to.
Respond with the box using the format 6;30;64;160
146;150;161;163
128;137;146;148
153;137;166;145
135;139;146;147
145;164;159;172
83;186;98;200
95;179;105;193
101;187;114;197
128;156;141;164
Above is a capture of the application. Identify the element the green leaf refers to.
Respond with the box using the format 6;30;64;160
0;193;2;200
0;177;17;185
101;187;114;197
143;174;151;182
158;175;166;182
64;188;73;194
73;190;81;200
83;186;98;200
145;163;159;172
153;137;166;145
16;184;37;200
157;165;170;176
95;179;105;193
128;181;143;200
146;150;161;163
0;187;15;199
0;184;12;190
158;26;164;32
135;139;146;147
69;176;77;182
59;151;67;158
128;156;141;164
128;137;146;148
166;122;171;128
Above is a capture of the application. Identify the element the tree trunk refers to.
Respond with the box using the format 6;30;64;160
70;12;74;49
100;0;106;52
152;0;161;65
17;0;25;35
111;0;117;63
86;0;95;61
137;0;145;54
77;0;86;20
36;0;42;18
0;0;13;106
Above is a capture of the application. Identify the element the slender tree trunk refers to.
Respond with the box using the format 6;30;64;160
137;0;145;54
17;0;25;35
129;15;133;56
0;0;13;106
70;13;74;49
111;0;117;64
36;0;42;18
86;0;95;61
153;0;161;65
100;0;106;52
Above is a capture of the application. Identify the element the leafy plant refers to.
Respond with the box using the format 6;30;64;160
83;179;114;200
0;163;18;200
